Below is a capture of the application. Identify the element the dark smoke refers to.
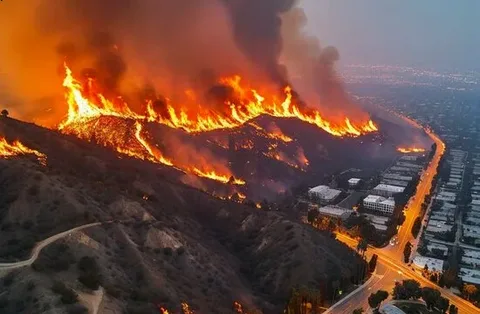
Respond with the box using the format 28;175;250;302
222;0;298;84
314;46;348;107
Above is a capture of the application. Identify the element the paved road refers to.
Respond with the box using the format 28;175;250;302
334;234;479;314
0;222;103;270
328;119;480;313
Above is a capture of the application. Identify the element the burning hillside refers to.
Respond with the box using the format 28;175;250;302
1;0;381;198
0;136;46;165
58;61;375;190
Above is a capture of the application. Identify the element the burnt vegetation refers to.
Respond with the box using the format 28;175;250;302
0;116;368;313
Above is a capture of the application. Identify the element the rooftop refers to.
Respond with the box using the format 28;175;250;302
364;194;395;206
318;205;353;219
348;178;361;184
413;255;444;271
460;267;480;285
308;185;341;201
373;184;405;194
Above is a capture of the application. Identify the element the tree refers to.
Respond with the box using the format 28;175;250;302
438;274;445;287
421;287;441;310
411;217;422;238
403;242;412;263
448;304;458;314
393;280;421;300
1;109;8;117
436;296;449;314
77;256;102;290
462;284;478;301
51;281;78;304
368;290;388;311
368;254;378;273
352;308;364;314
356;238;368;258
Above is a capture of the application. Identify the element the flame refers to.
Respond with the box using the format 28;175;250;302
249;122;292;143
397;146;426;153
60;64;244;185
59;63;376;187
0;137;46;165
181;303;194;314
263;149;307;171
147;80;377;137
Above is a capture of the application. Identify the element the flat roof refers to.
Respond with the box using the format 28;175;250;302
460;268;480;285
364;194;395;206
413;255;444;271
348;178;361;184
318;205;353;218
308;185;342;200
373;184;405;193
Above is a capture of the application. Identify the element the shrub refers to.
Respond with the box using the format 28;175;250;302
163;247;173;256
51;281;78;304
22;220;34;230
77;256;98;273
78;272;101;290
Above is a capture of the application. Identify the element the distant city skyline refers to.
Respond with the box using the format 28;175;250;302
301;0;480;71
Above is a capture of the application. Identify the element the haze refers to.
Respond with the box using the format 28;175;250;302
302;0;480;71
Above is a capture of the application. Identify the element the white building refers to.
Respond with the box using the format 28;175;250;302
383;173;413;182
363;213;389;232
459;268;480;285
348;178;361;188
308;185;341;203
317;205;354;220
363;194;396;215
413;255;444;271
373;184;405;197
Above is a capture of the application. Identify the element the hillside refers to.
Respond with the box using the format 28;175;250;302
0;117;366;314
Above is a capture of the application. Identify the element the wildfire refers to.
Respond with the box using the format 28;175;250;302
59;63;376;187
397;146;426;154
0;137;46;165
249;122;293;143
60;64;244;186
146;78;377;137
181;303;194;314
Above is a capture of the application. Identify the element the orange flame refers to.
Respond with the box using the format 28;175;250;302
397;146;426;153
181;303;194;314
60;64;244;185
0;137;46;165
147;81;377;137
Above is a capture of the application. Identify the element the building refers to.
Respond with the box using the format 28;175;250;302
459;268;480;285
363;194;395;216
348;178;361;188
413;255;444;271
317;205;354;220
381;179;409;187
383;173;413;182
308;185;341;203
373;184;405;197
363;213;389;231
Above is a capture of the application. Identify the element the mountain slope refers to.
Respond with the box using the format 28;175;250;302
0;117;365;314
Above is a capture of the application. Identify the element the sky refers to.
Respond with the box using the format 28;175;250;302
301;0;480;71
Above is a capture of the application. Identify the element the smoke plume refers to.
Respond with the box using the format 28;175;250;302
0;0;365;125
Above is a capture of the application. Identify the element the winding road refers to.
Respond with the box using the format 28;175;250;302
0;222;103;271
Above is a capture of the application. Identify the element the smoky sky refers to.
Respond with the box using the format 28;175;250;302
0;0;365;125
